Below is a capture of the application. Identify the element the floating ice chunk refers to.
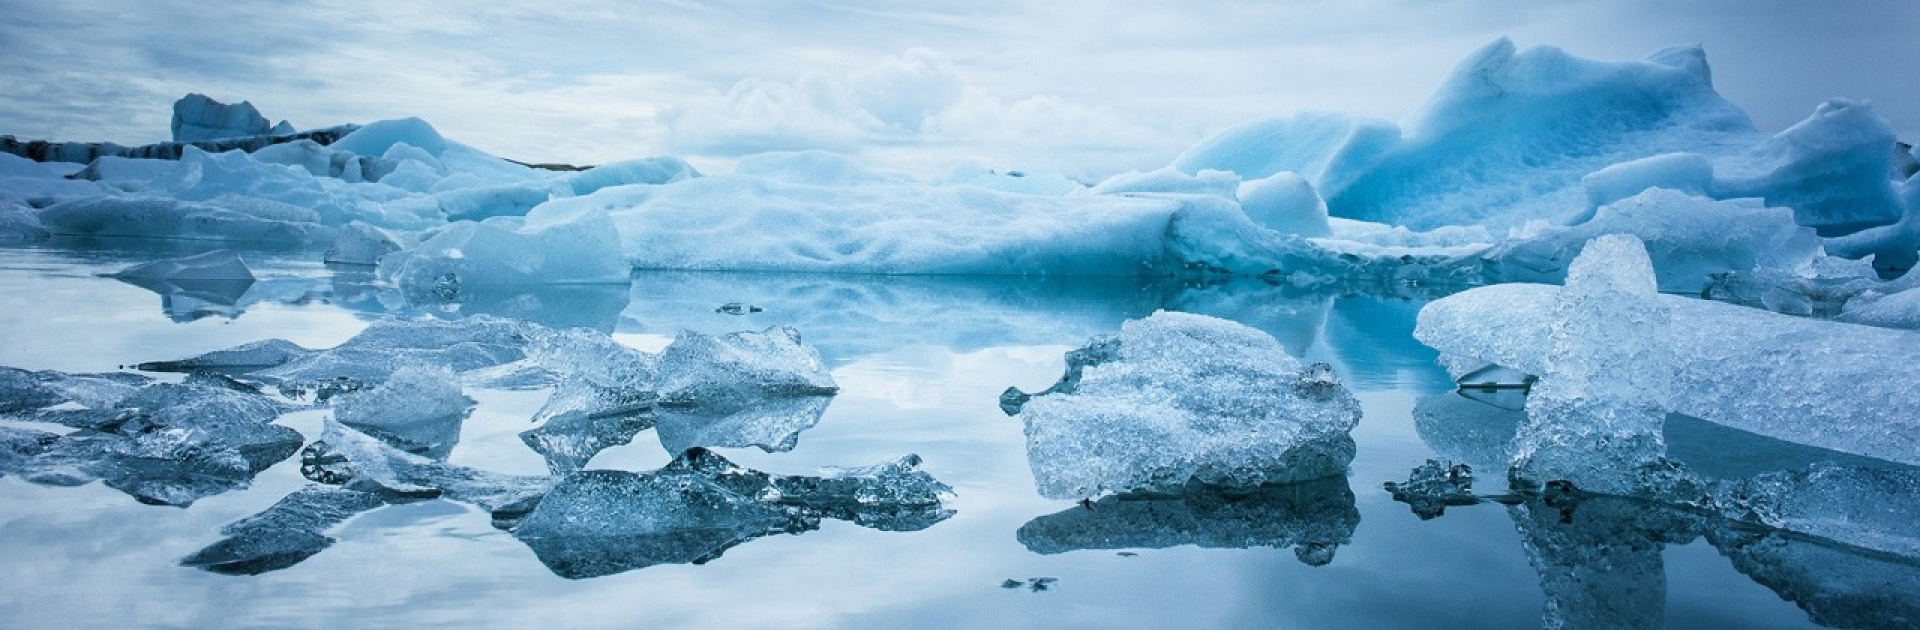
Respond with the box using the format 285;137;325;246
1714;98;1904;234
379;207;628;300
303;420;553;515
1711;462;1920;559
146;146;392;228
171;94;272;142
518;330;659;473
732;150;916;186
936;164;1080;195
1236;172;1330;237
566;156;698;195
1415;284;1920;467
0;366;151;413
143;316;531;396
1013;311;1361;498
332;365;473;459
1487;188;1820;292
1086;167;1238;199
657;326;838;406
520;410;656;475
110;250;254;282
434;181;569;222
1382;459;1479;520
1017;476;1358;565
330;117;447;158
1509;234;1690;496
1327;39;1758;230
0;379;301;506
509;448;952;578
323;221;412;265
179;484;387;575
1171;112;1399;194
653;326;838;454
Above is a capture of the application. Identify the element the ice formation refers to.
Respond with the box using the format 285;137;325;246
565;156;699;195
171;94;272;142
1508;235;1694;496
303;420;553;514
323;221;412;265
1086;167;1239;198
329;117;448;158
331;364;474;459
0;375;301;506
1325;39;1758;230
377;207;629;300
70;156;180;187
1235;172;1331;237
1017;476;1358;566
509;448;952;579
1010;311;1361;498
1416;281;1920;467
1171;112;1398;194
140;315;533;395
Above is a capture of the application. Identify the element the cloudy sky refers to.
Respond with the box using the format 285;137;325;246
2;0;1915;179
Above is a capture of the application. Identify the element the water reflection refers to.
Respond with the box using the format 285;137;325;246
1017;476;1359;566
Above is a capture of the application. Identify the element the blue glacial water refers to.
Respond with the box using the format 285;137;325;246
0;240;1910;629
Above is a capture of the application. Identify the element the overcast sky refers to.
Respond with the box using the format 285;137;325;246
1;0;1915;178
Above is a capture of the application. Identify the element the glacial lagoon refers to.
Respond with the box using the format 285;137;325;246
0;241;1908;630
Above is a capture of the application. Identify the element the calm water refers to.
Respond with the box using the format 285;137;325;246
0;240;1906;629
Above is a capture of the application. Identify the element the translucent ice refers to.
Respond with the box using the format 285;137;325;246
303;420;553;515
652;326;838;454
331;364;474;459
508;448;952;578
322;221;412;265
377;207;629;299
1013;311;1361;498
143;315;532;394
1416;281;1920;468
1714;98;1905;235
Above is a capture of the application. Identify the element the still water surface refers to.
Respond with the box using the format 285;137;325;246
0;240;1901;629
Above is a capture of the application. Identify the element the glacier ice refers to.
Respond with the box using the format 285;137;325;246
323;221;412;265
331;364;474;460
378;207;629;299
1325;39;1758;230
566;156;698;195
508;448;952;578
37;195;330;243
1017;476;1358;566
329;117;448;158
1235;172;1331;237
1171;112;1399;194
1713;98;1905;235
141;315;532;395
171;94;272;143
1011;311;1361;498
731;150;916;187
1086;167;1239;198
303;420;553;515
69;156;180;187
1415;280;1920;468
1578;152;1716;213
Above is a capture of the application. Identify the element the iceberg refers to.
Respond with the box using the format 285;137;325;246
329;117;448;158
1171;112;1399;194
69;156;181;188
1323;39;1759;230
36;195;330;243
377;207;629;300
171;94;272;142
1235;172;1331;237
140;315;532;395
566;156;698;195
1415;281;1920;467
1713;98;1905;235
323;221;412;265
1010;311;1361;498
